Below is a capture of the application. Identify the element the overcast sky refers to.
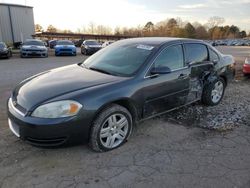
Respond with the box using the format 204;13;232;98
1;0;249;32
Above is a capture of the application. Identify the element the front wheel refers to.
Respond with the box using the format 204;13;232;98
89;104;133;152
202;78;225;106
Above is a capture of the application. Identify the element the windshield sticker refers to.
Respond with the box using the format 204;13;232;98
136;45;154;51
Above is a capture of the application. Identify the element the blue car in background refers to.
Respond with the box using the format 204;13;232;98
54;40;77;56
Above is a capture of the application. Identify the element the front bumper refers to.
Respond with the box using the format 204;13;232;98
86;48;101;54
7;99;92;147
55;49;76;56
0;51;9;57
21;50;48;57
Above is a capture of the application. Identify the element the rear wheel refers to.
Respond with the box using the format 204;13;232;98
202;78;225;106
89;104;133;152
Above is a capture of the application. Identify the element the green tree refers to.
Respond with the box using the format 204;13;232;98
195;26;209;39
166;18;178;36
184;23;196;38
239;31;247;38
143;21;154;36
229;25;240;38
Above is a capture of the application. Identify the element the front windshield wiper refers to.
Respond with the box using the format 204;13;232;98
89;67;112;75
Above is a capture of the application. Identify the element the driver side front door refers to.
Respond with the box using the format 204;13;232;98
142;44;190;118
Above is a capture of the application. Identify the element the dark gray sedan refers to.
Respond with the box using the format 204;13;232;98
8;38;235;152
0;42;12;58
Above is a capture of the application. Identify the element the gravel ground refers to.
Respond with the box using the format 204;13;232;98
164;79;250;130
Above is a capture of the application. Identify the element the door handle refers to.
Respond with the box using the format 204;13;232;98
178;74;188;79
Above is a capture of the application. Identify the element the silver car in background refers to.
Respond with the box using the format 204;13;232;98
20;40;48;58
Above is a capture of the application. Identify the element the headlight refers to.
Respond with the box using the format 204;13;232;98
31;100;82;118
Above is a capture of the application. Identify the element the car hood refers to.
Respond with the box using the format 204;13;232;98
13;64;125;110
55;45;75;48
87;45;102;48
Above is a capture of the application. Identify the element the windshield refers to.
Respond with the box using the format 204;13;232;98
23;41;44;46
57;41;74;45
0;43;6;48
83;42;155;76
85;41;99;45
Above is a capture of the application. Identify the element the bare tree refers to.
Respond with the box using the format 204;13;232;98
35;24;43;32
206;16;225;28
46;25;57;32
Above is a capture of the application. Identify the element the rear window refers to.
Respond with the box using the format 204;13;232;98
85;41;99;45
23;41;44;46
209;48;219;62
185;44;208;63
57;41;74;45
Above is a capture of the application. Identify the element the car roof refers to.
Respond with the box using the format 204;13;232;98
24;39;43;42
57;40;72;42
119;37;204;47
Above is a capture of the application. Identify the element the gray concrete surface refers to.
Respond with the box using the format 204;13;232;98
0;47;250;188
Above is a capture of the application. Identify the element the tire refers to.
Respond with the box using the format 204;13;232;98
202;78;225;106
89;104;133;152
81;48;85;55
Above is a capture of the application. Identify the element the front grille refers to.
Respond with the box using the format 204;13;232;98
26;137;67;146
28;53;43;56
59;49;72;52
25;49;44;52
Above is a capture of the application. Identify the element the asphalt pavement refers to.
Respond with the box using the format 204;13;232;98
0;47;250;188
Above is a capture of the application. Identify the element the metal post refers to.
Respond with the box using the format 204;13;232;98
8;5;15;44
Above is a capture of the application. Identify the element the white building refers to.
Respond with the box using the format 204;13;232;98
0;3;35;44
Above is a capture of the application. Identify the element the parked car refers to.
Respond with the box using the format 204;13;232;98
7;38;235;152
102;41;114;48
48;40;57;49
243;58;250;76
54;40;76;56
74;40;84;47
81;40;102;55
20;39;48;58
0;42;12;58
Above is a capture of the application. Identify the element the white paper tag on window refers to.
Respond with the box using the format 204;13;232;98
136;45;154;51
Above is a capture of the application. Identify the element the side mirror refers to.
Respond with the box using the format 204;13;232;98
150;66;171;75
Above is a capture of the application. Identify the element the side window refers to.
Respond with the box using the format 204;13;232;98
209;48;219;62
154;45;184;70
185;44;208;63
